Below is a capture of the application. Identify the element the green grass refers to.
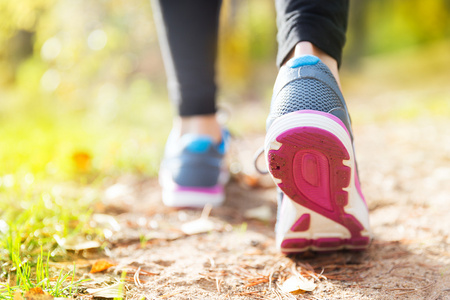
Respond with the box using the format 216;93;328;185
0;88;171;298
0;246;87;299
0;172;96;298
0;239;88;299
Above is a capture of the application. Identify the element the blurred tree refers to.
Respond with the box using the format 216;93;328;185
345;0;450;62
345;0;370;68
0;0;449;117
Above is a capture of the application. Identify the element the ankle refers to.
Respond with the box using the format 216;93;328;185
174;114;222;143
283;41;341;89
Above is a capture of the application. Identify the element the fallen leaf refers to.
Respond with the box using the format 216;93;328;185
103;184;133;202
23;287;53;300
242;173;260;187
244;205;272;222
54;234;100;251
281;276;316;294
27;288;45;294
90;260;116;273
86;282;124;298
181;218;216;235
92;214;121;231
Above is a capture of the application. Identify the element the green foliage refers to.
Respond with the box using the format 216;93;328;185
346;0;450;57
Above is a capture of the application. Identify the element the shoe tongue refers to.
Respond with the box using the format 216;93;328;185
181;134;214;153
287;55;320;68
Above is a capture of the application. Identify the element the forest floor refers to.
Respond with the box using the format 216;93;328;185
68;44;450;299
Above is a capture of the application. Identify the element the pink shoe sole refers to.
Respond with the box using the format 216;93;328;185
265;111;371;253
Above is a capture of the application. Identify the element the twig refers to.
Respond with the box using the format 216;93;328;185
159;291;182;299
271;288;283;300
201;203;213;219
207;256;215;268
125;276;146;284
244;278;268;287
394;282;436;296
235;291;261;296
392;274;431;281
268;271;275;290
117;266;158;276
216;278;222;293
134;267;143;288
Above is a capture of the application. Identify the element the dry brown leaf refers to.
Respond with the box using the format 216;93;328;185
90;260;116;273
241;173;260;187
27;288;46;295
23;287;53;300
281;276;316;294
72;151;92;172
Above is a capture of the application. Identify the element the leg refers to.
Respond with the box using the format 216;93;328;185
275;0;349;68
266;0;371;253
151;0;222;142
153;0;229;207
276;0;349;85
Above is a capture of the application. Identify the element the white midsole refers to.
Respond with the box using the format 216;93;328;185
159;167;228;208
162;189;225;208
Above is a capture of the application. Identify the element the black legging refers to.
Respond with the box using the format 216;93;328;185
151;0;349;117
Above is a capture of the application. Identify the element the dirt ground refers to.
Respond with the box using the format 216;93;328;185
72;50;450;299
83;119;449;300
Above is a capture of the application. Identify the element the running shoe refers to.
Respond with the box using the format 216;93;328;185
265;55;371;253
159;129;229;208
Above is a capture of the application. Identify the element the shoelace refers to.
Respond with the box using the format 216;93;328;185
253;146;269;175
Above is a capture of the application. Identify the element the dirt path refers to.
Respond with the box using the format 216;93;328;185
83;114;449;300
76;47;450;299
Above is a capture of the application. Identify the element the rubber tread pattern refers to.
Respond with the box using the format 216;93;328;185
268;126;368;252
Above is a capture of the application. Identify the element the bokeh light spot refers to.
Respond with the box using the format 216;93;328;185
87;29;108;51
41;37;62;61
40;69;61;92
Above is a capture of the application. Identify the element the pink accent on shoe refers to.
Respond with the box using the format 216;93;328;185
268;126;365;244
301;154;320;186
281;238;310;250
290;214;311;232
294;150;334;211
281;236;370;253
354;169;367;205
174;185;223;195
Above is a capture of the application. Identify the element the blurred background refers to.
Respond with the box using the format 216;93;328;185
0;0;449;180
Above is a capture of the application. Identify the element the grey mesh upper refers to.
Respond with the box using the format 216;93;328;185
161;132;227;188
266;55;353;141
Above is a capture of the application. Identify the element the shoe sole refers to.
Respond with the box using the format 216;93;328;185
161;185;225;208
159;168;228;208
265;111;371;253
